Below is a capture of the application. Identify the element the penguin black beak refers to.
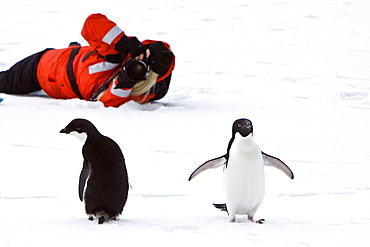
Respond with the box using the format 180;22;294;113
60;128;70;134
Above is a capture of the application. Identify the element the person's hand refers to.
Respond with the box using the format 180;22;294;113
134;49;150;60
115;36;147;59
127;37;146;59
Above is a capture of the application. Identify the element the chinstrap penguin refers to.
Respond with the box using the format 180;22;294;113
189;118;294;223
60;118;129;224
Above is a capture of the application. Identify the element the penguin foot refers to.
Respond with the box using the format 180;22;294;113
255;219;265;224
88;215;94;221
248;215;265;224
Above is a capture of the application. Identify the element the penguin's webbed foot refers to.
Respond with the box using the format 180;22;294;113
248;215;265;224
229;217;236;223
255;219;265;224
88;215;94;221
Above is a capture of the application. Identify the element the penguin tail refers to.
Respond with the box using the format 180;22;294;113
213;203;228;212
93;209;119;224
95;210;109;224
98;215;107;224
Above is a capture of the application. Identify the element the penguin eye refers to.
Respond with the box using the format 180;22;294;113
237;124;242;128
76;127;81;131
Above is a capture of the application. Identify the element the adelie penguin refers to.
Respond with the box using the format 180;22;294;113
60;118;129;224
188;118;294;223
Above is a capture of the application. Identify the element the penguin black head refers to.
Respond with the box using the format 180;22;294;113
60;118;95;134
232;118;253;137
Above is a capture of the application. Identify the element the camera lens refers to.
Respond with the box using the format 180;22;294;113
125;60;148;82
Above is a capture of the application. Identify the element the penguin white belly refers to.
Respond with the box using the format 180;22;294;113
223;135;265;220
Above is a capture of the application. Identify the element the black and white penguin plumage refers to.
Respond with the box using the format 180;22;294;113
60;118;129;224
189;118;294;223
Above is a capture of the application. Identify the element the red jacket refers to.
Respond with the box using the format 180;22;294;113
36;13;175;107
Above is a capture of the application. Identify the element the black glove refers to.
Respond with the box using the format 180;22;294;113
115;36;146;58
148;42;174;74
127;37;146;58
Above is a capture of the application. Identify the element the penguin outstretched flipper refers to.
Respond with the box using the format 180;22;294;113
188;155;226;181
262;152;294;179
188;152;293;181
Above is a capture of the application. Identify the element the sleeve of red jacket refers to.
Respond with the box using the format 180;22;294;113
98;77;156;107
81;13;126;56
99;78;132;107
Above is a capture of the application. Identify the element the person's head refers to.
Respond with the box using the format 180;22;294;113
129;70;159;100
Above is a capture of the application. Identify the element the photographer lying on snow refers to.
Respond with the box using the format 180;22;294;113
0;13;175;107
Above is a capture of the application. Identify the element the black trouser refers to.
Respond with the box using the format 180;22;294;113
0;48;52;94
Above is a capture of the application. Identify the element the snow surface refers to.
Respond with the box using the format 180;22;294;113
1;0;370;246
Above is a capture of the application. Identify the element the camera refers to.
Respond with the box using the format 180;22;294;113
90;59;150;101
122;59;150;83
